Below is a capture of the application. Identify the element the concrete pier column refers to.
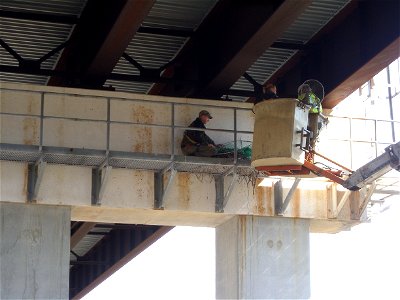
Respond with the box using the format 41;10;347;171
216;216;310;299
0;203;70;299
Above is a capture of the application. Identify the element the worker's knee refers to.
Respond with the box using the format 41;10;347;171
181;144;197;156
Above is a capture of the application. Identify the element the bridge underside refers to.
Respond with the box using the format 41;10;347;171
1;83;377;298
0;0;398;298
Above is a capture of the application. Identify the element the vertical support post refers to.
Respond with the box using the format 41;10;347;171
171;103;175;159
154;171;164;210
39;92;44;152
216;216;310;299
327;183;338;218
27;160;47;202
374;119;378;157
273;179;283;216
349;117;353;169
215;175;224;213
233;108;238;164
350;190;360;220
154;165;176;209
92;168;101;206
387;66;396;142
280;178;301;215
214;168;238;213
91;166;112;206
358;182;376;220
106;98;110;157
335;190;351;218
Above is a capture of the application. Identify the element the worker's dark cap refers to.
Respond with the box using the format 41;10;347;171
199;110;213;119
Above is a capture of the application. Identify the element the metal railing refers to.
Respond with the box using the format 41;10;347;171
1;85;398;174
322;115;400;169
0;86;255;173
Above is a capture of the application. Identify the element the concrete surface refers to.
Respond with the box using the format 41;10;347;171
0;160;361;232
216;216;310;299
0;202;70;299
0;83;366;233
252;99;308;167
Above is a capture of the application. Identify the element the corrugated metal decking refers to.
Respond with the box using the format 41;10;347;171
105;0;217;93
0;0;87;85
228;0;351;101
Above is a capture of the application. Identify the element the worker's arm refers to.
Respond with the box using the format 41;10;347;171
185;129;202;145
204;133;216;146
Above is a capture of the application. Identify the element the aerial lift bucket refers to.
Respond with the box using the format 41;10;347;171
251;99;347;183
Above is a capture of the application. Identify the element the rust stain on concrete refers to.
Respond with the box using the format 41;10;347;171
57;121;64;147
22;118;38;145
265;186;273;215
132;127;153;153
132;105;154;124
23;163;28;197
292;191;301;217
132;105;154;153
134;174;144;201
27;100;33;114
180;106;192;125
177;173;190;209
255;187;266;215
53;168;66;202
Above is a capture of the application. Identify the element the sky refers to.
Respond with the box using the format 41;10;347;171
83;196;400;300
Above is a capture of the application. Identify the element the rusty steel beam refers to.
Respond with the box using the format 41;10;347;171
323;37;400;109
48;0;155;88
70;222;96;249
265;0;400;108
195;0;312;99
149;0;312;98
70;226;173;299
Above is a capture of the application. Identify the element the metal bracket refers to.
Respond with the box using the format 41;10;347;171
296;127;311;151
215;167;238;213
274;178;301;216
91;166;112;206
334;189;352;218
27;159;47;202
154;164;177;209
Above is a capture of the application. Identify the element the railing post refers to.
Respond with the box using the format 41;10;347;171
233;108;237;164
39;92;44;152
171;103;175;160
106;98;110;158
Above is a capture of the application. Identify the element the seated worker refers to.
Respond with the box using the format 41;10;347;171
298;84;323;149
181;110;218;157
254;83;279;105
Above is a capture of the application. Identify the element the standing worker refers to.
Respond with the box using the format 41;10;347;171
181;110;218;157
263;83;279;100
298;84;322;149
254;83;279;105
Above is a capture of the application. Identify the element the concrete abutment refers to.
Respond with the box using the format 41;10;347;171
0;202;70;299
216;216;310;299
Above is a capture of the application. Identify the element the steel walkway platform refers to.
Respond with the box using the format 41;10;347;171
0;143;255;176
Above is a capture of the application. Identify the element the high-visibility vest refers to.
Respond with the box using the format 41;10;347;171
298;92;322;113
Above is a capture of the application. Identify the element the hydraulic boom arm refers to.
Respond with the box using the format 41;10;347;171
343;141;400;191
